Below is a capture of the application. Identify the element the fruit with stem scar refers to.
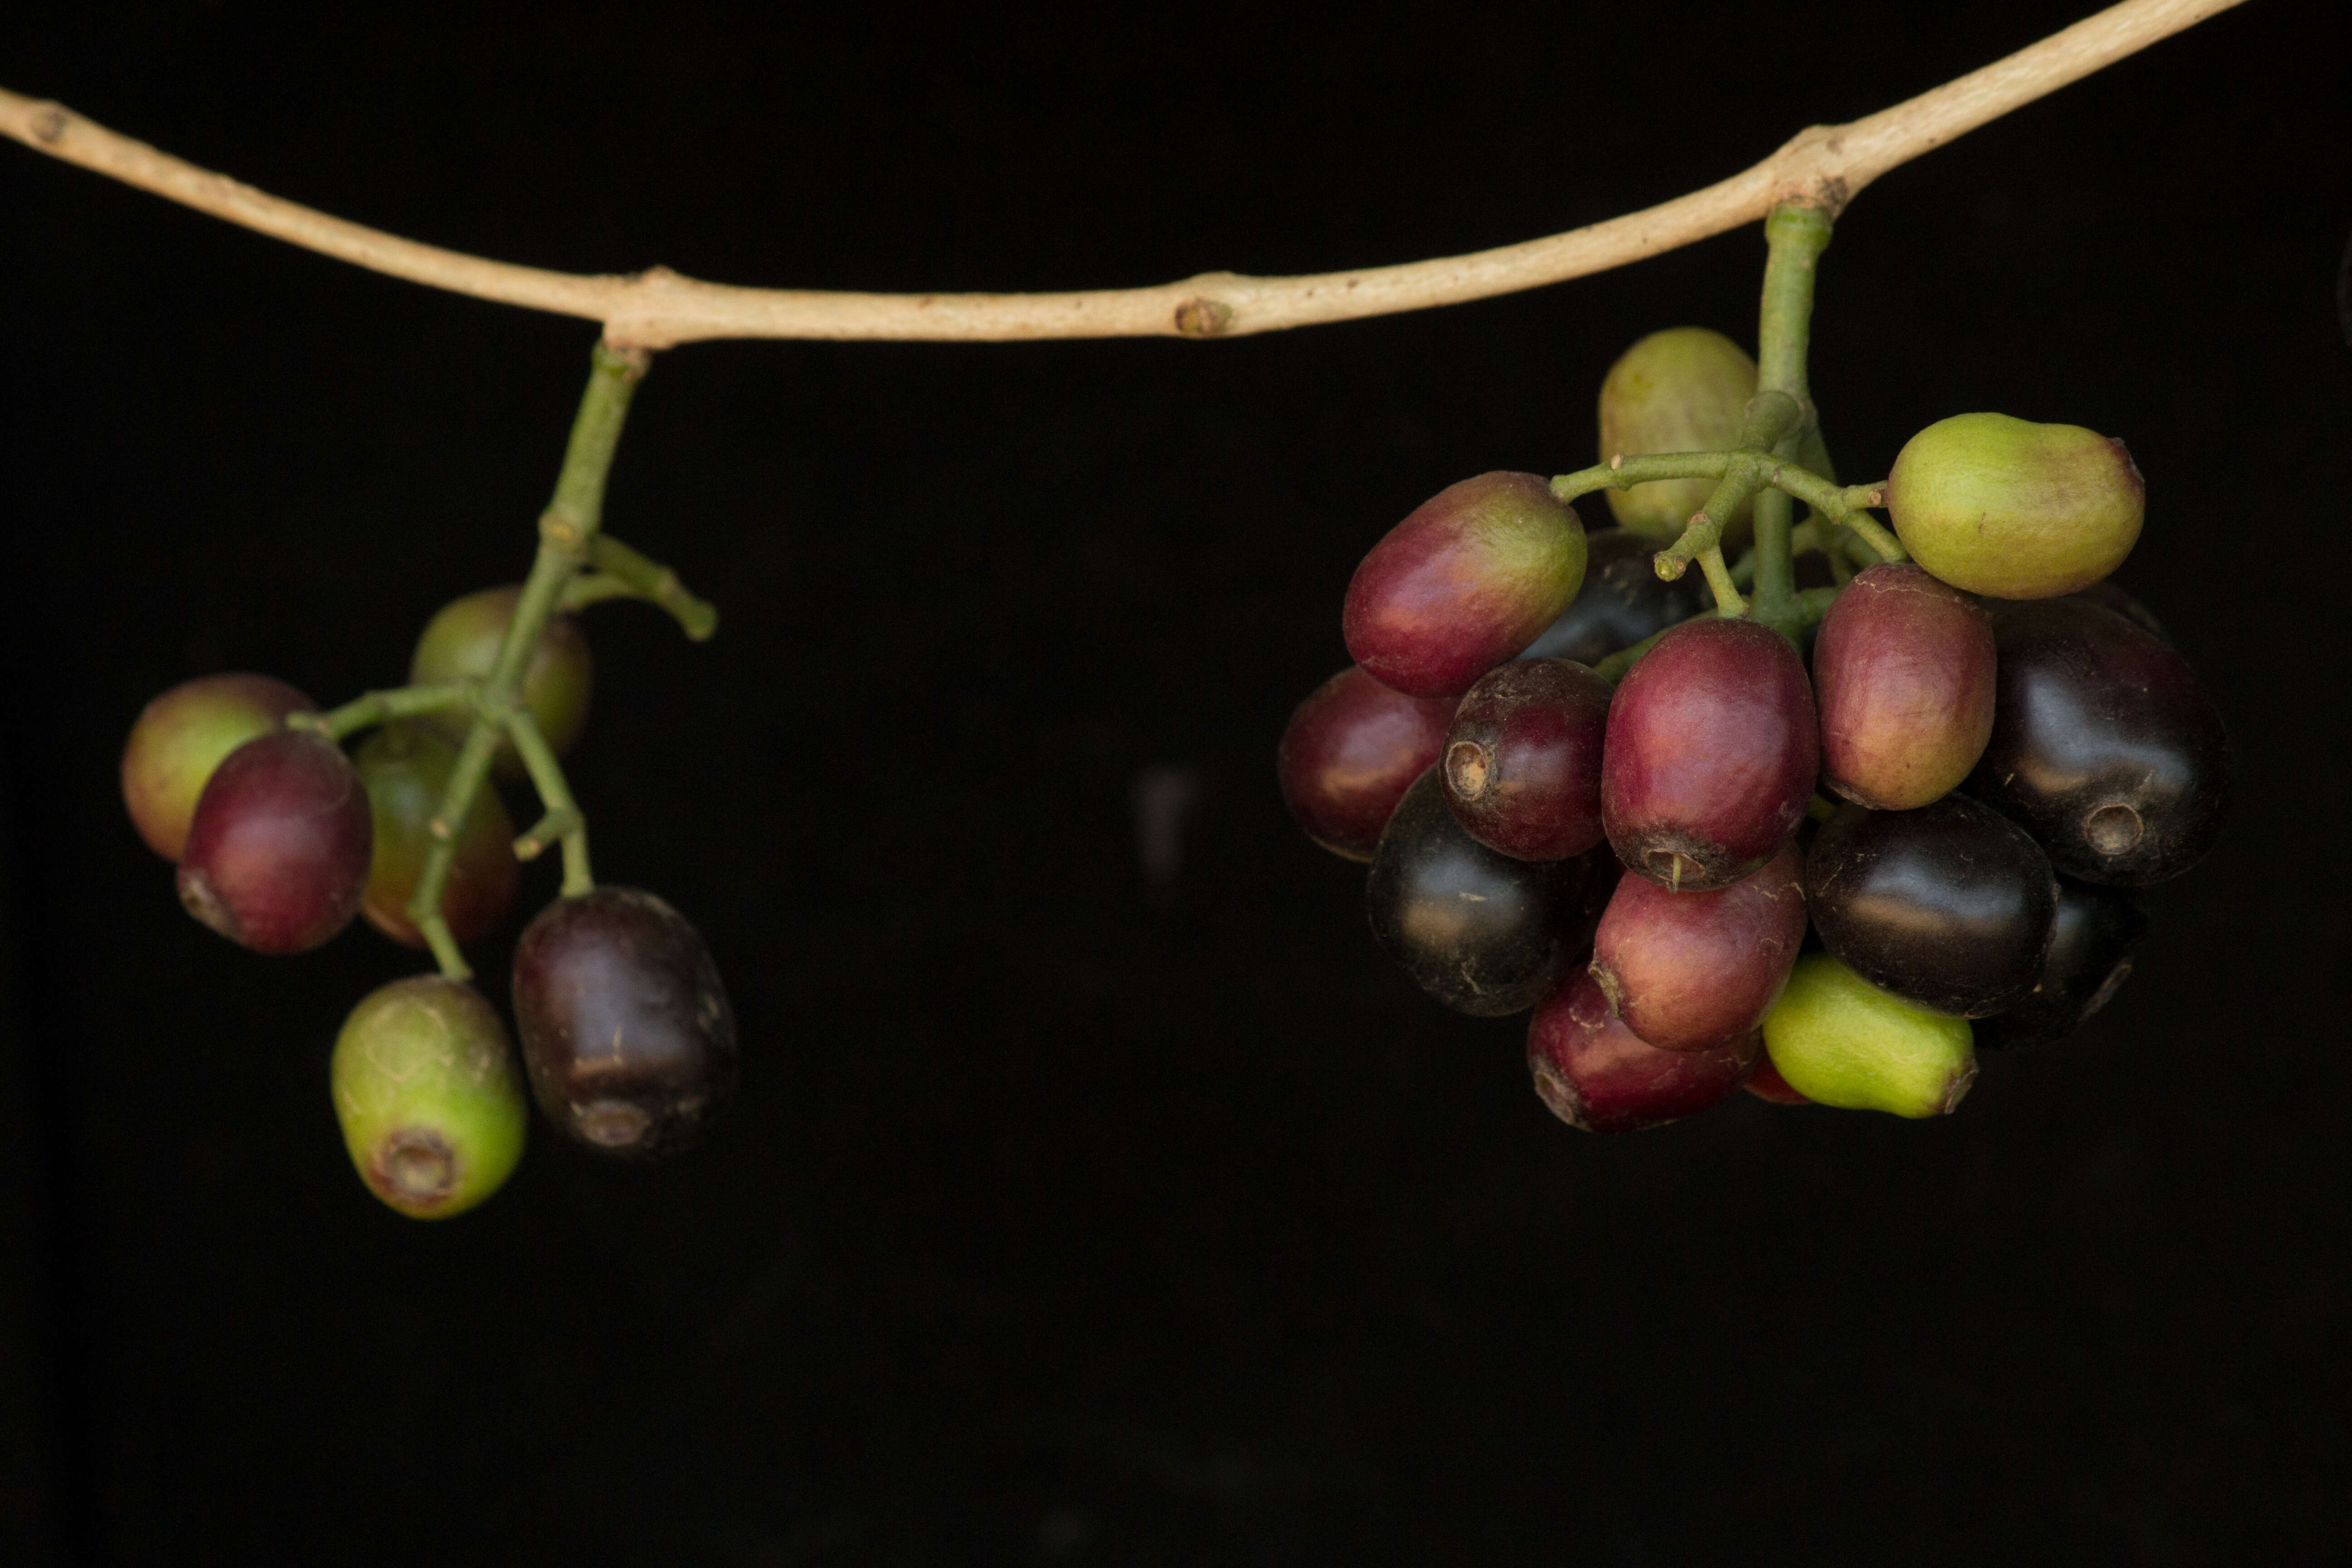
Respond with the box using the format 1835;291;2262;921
513;886;738;1160
331;976;527;1220
1342;473;1587;699
1884;413;2143;598
1812;563;1995;810
176;729;373;955
1591;843;1806;1052
1440;657;1611;862
1528;970;1761;1133
122;673;316;861
1600;617;1818;892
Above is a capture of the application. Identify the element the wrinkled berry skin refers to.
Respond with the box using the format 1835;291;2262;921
1519;528;1710;664
353;725;520;948
1441;658;1611;862
1885;413;2143;598
1342;473;1587;699
332;976;527;1220
1596;328;1760;546
1813;564;1995;810
1601;617;1818;891
1366;769;1596;1017
513;887;738;1160
1969;599;2230;887
1276;666;1455;862
1807;797;2058;1018
176;730;373;954
122;673;316;861
1528;970;1759;1133
1591;843;1806;1053
1976;877;2148;1052
411;586;593;778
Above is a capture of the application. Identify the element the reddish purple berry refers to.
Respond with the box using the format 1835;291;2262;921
176;730;373;954
1277;666;1455;862
1527;970;1759;1133
1441;657;1611;862
1590;843;1806;1053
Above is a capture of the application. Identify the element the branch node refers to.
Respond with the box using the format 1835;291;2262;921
1173;297;1235;338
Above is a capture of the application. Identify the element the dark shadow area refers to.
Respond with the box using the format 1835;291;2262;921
0;1;2347;1562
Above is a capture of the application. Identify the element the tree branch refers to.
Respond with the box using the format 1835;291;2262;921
0;0;2250;349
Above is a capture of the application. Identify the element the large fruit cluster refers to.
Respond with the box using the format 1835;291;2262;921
124;600;735;1217
1279;328;2229;1132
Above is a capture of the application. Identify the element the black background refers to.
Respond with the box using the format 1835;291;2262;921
2;2;2347;1562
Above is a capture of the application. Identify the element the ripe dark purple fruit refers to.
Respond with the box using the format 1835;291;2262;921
122;673;316;861
512;886;737;1160
1366;769;1598;1017
1813;563;1995;810
1976;877;2147;1051
1806;797;2058;1018
176;730;373;954
1590;843;1805;1053
1601;617;1818;891
1441;658;1611;862
1342;473;1587;699
1277;666;1455;861
1528;970;1760;1133
1969;598;2230;886
1517;528;1709;665
411;586;594;778
353;725;520;948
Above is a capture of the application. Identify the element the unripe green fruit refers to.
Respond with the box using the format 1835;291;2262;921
1597;327;1759;546
331;975;527;1220
1884;413;2144;598
353;724;520;949
1761;953;1976;1118
408;587;593;779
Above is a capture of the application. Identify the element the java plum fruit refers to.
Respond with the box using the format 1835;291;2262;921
410;585;594;777
1968;598;2230;886
1528;969;1760;1133
1441;658;1611;862
1591;843;1805;1053
1517;528;1710;665
1277;666;1455;862
1885;413;2143;598
122;673;316;861
1807;797;2057;1018
1762;953;1976;1118
1812;563;1995;810
1976;877;2148;1051
1366;769;1601;1017
1342;473;1587;699
353;725;520;948
331;976;527;1220
513;886;737;1159
1601;617;1818;891
1596;328;1760;546
176;730;373;954
1743;1052;1813;1105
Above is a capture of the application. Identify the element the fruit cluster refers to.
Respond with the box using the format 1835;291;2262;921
118;347;737;1218
1279;325;2229;1133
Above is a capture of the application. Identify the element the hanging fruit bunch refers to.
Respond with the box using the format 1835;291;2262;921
118;345;739;1217
1278;205;2230;1131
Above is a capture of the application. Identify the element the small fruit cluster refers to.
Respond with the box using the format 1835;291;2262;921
1279;328;2228;1132
122;586;736;1219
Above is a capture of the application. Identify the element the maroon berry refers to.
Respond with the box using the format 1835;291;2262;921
122;673;316;861
1590;843;1805;1053
1441;658;1611;862
1600;617;1818;891
1813;563;1995;810
175;730;373;954
1276;666;1455;862
512;887;737;1160
1342;473;1587;699
1527;970;1759;1133
1744;1052;1813;1105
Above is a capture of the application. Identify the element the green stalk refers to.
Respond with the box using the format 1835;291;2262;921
403;342;650;979
1748;203;1833;643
